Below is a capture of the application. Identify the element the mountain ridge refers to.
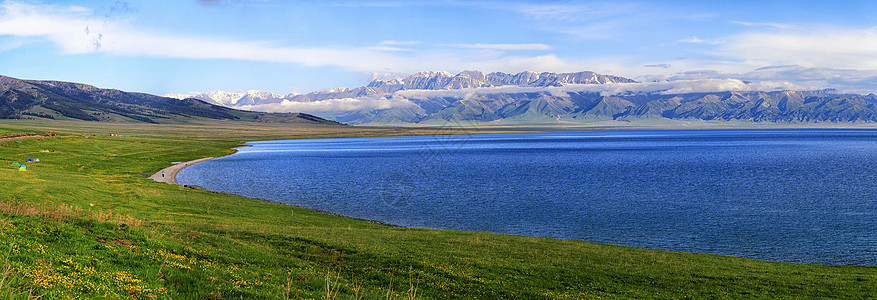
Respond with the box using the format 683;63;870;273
0;75;341;125
166;70;637;107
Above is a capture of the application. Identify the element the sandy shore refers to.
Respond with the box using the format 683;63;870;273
150;146;248;184
148;157;218;185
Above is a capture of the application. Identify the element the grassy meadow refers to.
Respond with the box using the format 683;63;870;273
0;119;875;299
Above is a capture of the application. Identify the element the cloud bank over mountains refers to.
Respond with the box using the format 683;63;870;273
239;96;415;114
643;65;877;95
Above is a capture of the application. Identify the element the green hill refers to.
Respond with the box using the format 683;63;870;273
0;75;340;125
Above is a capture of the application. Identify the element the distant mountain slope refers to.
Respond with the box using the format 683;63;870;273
167;70;637;107
167;70;877;125
323;89;877;124
0;75;341;125
163;90;293;107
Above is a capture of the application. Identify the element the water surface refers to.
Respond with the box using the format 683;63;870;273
178;129;877;265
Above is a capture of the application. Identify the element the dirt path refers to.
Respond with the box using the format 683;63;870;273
0;134;48;141
148;157;217;185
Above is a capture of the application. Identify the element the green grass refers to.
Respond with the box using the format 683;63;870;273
0;119;875;299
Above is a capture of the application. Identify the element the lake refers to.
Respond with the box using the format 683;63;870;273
177;129;877;265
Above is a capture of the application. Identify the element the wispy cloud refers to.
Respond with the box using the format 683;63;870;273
719;26;877;70
730;20;792;29
642;65;877;94
0;1;579;75
509;2;638;23
504;2;663;40
644;63;671;68
198;0;276;8
368;46;415;52
0;1;99;53
238;95;416;113
679;36;705;43
677;36;723;45
379;40;421;46
454;43;552;51
744;65;877;94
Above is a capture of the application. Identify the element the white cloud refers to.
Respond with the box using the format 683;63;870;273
730;20;792;30
0;1;101;53
6;1;877;96
679;36;705;43
454;43;552;51
0;1;574;75
198;0;275;7
640;65;877;94
644;63;671;68
744;65;877;94
505;2;669;40
510;2;638;23
368;46;415;52
677;36;724;45
236;96;416;113
379;40;420;45
719;26;877;70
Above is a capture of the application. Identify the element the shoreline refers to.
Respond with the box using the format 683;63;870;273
148;156;219;184
149;144;407;228
153;129;877;265
149;146;250;184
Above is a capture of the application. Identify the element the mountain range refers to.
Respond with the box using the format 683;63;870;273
0;75;339;125
168;71;635;107
166;71;877;125
3;71;877;126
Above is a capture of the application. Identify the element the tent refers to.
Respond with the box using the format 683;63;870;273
11;161;18;166
27;158;34;162
18;164;26;171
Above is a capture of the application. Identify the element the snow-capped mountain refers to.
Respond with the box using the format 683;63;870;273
364;70;635;92
166;70;636;108
164;90;289;106
163;70;877;126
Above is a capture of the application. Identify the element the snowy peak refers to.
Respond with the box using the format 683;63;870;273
484;71;634;87
365;70;635;92
166;70;636;110
164;90;285;106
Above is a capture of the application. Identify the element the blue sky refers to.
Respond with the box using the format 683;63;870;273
2;0;877;95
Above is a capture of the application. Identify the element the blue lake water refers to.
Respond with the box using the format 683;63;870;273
177;129;877;265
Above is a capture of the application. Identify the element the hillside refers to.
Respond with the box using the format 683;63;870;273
391;90;877;124
0;75;341;125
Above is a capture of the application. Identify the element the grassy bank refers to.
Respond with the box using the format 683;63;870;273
0;119;875;299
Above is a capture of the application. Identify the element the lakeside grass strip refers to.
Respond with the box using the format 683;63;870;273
0;119;875;299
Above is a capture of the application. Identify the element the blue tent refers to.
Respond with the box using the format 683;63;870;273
27;158;34;162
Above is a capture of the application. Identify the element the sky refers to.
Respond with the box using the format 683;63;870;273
2;0;877;95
